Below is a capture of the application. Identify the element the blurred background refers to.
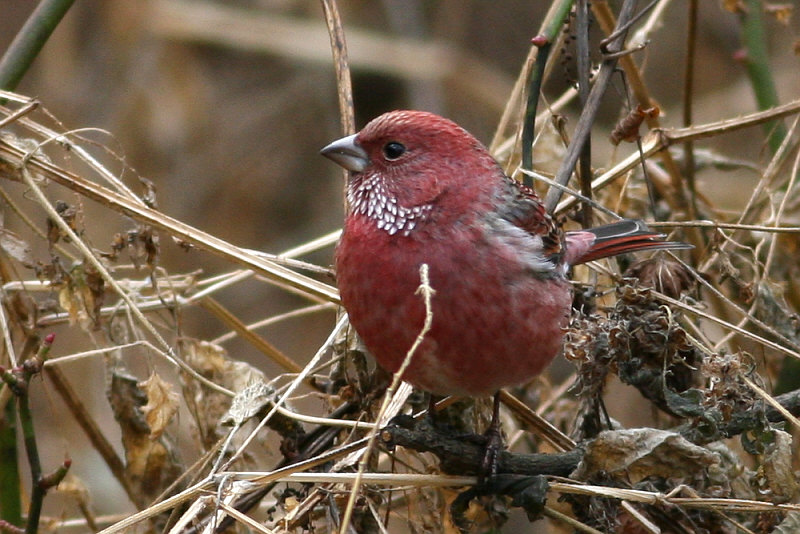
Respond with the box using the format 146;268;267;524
1;0;799;525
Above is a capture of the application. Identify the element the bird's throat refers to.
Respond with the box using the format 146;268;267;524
347;176;433;236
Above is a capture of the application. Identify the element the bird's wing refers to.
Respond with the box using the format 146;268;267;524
497;176;565;266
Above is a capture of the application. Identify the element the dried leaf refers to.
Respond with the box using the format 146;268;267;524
182;339;265;392
609;105;659;145
84;263;105;324
222;380;275;426
574;428;720;484
57;473;91;502
125;225;160;271
180;339;266;448
721;0;746;14
0;228;33;267
107;369;183;508
775;512;800;533
46;200;79;246
765;3;793;25
8;291;38;331
57;266;99;330
757;429;798;503
58;285;81;326
139;372;180;440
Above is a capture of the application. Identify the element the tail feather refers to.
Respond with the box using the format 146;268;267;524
567;219;692;265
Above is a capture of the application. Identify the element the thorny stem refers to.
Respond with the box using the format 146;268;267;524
521;0;573;186
17;393;42;534
491;0;575;155
739;0;787;154
0;402;22;528
544;0;640;212
522;38;553;187
0;335;68;534
576;0;593;227
682;0;699;220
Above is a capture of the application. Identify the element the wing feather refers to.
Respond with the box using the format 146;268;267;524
496;176;564;267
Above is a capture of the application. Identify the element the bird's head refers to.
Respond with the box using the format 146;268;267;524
321;110;500;236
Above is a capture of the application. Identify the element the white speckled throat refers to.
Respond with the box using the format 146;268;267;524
347;174;433;236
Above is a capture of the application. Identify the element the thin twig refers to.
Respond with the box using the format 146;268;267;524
19;166;233;395
319;0;354;136
0;138;341;303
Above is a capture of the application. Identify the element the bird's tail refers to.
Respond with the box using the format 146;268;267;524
566;219;692;265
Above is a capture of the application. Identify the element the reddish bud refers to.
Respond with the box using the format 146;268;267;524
531;35;549;47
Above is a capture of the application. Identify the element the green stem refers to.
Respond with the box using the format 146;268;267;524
17;394;43;534
739;0;786;154
682;0;699;220
521;41;552;187
521;0;574;187
0;0;77;90
576;0;593;227
0;401;21;527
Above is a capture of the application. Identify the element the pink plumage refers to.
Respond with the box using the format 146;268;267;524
322;110;687;397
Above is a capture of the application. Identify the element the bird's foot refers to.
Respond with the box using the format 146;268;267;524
479;423;504;485
426;393;440;426
478;392;505;485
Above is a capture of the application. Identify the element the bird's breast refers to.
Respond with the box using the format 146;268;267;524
335;214;572;396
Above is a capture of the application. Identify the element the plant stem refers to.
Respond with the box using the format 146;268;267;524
0;401;22;527
17;392;43;534
739;0;786;154
521;0;574;186
0;0;77;90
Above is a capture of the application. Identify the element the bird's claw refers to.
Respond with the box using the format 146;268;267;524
479;425;504;485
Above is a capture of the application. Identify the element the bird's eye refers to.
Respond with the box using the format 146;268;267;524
382;142;406;160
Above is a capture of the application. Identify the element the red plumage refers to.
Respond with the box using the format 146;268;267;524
322;110;688;397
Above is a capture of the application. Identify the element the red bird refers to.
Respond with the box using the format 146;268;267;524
322;110;687;400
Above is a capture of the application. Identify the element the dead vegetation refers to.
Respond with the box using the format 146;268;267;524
1;1;800;533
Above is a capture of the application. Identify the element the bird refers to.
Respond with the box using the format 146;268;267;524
320;110;688;448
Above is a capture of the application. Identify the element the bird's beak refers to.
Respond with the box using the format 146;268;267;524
320;134;369;173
